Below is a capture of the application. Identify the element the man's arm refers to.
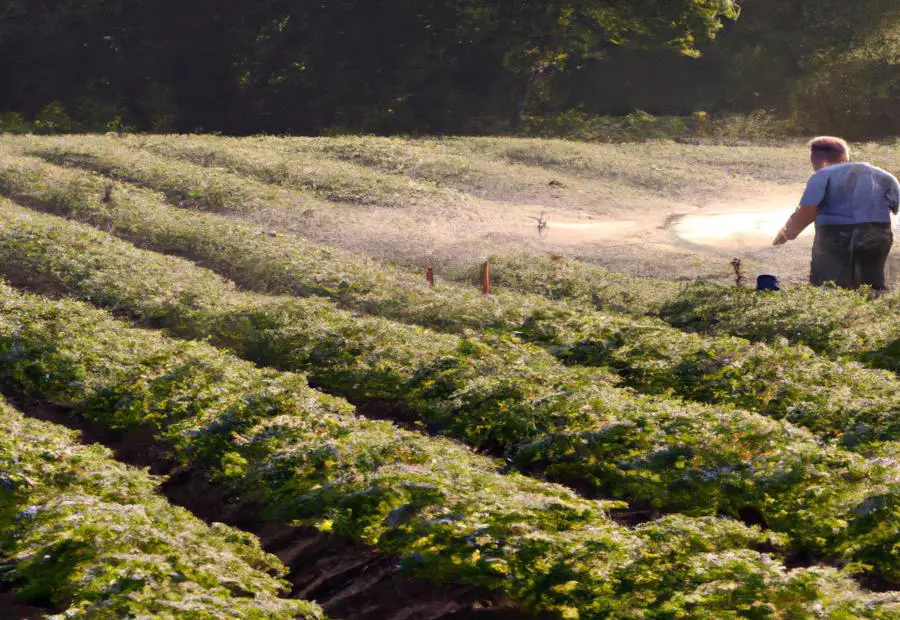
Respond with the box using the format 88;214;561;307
774;174;826;245
887;174;899;215
773;204;818;245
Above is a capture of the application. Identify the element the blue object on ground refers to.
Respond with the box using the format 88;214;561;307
756;274;780;291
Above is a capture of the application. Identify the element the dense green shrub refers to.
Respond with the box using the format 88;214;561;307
0;113;32;135
517;110;795;143
32;103;78;134
0;399;318;618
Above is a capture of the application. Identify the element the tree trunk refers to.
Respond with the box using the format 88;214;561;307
509;71;537;129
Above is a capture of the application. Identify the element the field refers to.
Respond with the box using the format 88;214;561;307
0;133;899;619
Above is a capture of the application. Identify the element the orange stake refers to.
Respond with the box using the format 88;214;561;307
481;261;491;296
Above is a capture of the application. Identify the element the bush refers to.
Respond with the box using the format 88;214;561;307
32;102;78;134
517;109;793;143
0;112;32;134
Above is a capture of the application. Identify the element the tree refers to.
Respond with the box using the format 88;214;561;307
3;0;898;138
458;0;740;126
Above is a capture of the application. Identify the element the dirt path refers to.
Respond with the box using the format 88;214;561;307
493;186;820;284
512;185;900;289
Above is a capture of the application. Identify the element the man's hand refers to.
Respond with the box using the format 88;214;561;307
773;227;789;246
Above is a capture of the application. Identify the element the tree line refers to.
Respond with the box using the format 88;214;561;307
1;1;897;138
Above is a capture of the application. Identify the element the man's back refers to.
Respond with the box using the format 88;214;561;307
801;162;900;226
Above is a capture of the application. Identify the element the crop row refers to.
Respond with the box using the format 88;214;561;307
0;398;318;619
124;133;474;212
1;148;898;449
521;305;900;447
29;133;899;369
5;282;898;617
488;254;900;370
141;134;900;372
0;194;899;587
3;137;535;328
17;133;469;213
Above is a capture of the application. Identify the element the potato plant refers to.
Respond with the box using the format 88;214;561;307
0;202;899;585
521;306;900;446
0;399;319;619
1;283;899;617
489;254;900;370
0;152;897;450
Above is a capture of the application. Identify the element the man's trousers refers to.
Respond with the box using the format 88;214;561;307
811;222;894;290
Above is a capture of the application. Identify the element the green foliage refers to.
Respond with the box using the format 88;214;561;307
141;83;181;133
518;109;794;143
488;252;682;315
33;103;78;135
7;139;897;451
533;0;900;140
1;158;900;585
522;306;900;446
0;136;898;612
469;1;738;125
489;253;900;371
520;110;688;142
0;399;318;618
0;0;897;137
0;0;741;134
0;280;898;617
790;22;900;138
0;113;32;135
655;282;896;360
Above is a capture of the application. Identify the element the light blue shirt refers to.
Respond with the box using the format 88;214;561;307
800;162;900;226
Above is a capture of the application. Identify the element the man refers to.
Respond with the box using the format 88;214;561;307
774;136;899;290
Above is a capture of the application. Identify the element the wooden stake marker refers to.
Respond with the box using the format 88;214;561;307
426;267;434;287
481;261;491;296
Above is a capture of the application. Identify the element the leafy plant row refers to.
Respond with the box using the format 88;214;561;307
521;305;900;447
128;133;472;212
63;133;900;371
2;148;898;450
488;254;900;371
5;283;897;618
0;398;319;619
5;137;533;327
0;197;899;587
